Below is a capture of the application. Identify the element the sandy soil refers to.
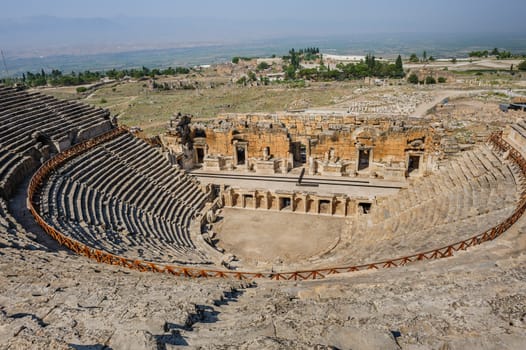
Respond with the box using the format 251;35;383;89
215;208;345;267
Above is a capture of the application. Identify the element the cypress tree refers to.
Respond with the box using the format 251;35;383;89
395;55;404;77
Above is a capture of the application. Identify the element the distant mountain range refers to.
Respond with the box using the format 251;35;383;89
0;16;326;58
1;16;525;77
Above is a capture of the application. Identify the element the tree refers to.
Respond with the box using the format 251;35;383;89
425;76;436;84
257;62;270;71
491;48;500;56
232;57;240;64
469;50;489;58
422;51;427;62
409;53;419;63
365;54;376;73
285;65;296;80
451;58;457;64
518;60;526;71
289;48;300;70
408;73;419;84
247;71;257;82
437;77;446;83
497;50;512;59
394;55;405;78
236;76;247;86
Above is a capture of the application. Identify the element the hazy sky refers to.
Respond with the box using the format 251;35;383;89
2;0;525;33
1;0;526;60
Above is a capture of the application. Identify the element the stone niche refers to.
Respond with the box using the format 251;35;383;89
220;187;367;217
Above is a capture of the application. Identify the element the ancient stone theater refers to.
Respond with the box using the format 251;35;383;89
1;84;526;348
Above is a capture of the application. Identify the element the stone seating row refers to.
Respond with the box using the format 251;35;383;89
42;175;209;264
40;132;211;264
0;86;113;154
0;198;41;250
0;85;115;198
345;144;519;264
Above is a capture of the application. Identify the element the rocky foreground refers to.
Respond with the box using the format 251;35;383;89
1;211;525;349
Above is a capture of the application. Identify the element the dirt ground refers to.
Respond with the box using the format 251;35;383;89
214;207;345;267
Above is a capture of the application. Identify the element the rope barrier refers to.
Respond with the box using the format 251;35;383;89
27;129;526;280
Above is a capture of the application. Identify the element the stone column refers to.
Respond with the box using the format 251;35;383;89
308;156;316;175
418;154;425;176
244;144;249;171
233;140;238;165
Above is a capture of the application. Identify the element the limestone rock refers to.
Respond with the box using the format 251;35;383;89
322;326;399;350
109;329;157;350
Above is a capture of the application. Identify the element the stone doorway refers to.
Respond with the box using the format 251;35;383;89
244;194;254;208
358;202;372;214
408;155;420;175
196;148;205;164
358;149;370;170
280;197;292;211
236;146;246;165
319;199;331;215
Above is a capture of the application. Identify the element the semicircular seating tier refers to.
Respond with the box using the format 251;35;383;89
38;132;212;264
333;143;521;265
0;85;114;198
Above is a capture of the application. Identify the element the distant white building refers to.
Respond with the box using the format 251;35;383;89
265;72;285;81
256;58;283;65
300;63;320;69
323;54;366;62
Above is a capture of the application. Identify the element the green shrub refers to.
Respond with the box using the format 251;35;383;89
257;62;270;70
407;73;419;84
425;76;436;84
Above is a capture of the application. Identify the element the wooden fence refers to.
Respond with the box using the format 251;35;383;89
27;130;526;280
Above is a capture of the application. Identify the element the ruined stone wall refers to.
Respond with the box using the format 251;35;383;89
303;129;430;164
205;127;291;159
210;113;412;161
162;112;439;176
204;131;232;156
217;113;392;136
308;131;356;160
373;129;432;162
